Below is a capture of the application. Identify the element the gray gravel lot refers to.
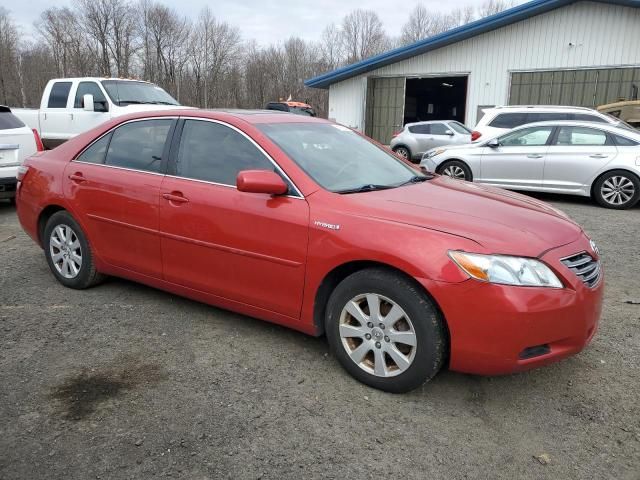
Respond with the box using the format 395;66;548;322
0;195;639;480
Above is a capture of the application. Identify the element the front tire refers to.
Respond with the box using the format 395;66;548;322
593;170;640;209
393;146;411;161
325;268;446;393
438;160;472;181
43;211;104;289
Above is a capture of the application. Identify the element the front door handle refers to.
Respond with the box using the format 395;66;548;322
527;154;543;158
162;192;189;204
590;154;608;158
68;172;86;183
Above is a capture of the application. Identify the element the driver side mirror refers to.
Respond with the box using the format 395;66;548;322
237;170;288;195
487;138;500;148
83;94;94;112
445;130;454;136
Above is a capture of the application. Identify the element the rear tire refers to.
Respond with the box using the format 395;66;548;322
593;170;640;209
438;160;472;181
43;211;105;289
325;268;446;393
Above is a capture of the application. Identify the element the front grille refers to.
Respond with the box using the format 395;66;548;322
560;252;601;288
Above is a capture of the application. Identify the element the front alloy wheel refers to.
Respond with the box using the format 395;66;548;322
326;268;446;393
339;293;417;377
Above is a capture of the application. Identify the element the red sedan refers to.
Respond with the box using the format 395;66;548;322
16;110;603;392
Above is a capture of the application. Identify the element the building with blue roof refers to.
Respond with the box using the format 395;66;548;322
305;0;640;144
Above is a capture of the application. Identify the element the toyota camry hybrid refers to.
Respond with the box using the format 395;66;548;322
15;110;603;392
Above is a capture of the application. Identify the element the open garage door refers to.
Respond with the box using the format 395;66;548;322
509;67;640;107
403;76;468;125
365;77;405;145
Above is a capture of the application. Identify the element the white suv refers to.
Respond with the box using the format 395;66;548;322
472;105;629;141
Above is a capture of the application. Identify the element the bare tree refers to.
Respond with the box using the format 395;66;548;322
107;0;138;77
0;7;20;104
76;0;114;76
476;0;515;17
340;9;389;63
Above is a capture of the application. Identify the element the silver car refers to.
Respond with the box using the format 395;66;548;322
390;120;472;163
421;121;640;209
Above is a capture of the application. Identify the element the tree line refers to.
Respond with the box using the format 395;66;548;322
0;0;513;116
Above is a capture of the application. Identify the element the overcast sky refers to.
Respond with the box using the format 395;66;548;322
6;0;505;45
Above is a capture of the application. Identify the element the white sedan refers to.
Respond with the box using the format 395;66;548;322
421;121;640;209
0;106;41;203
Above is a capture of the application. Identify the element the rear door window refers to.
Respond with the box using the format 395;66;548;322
76;133;112;164
173;120;274;186
554;126;609;146
408;124;430;134
489;113;528;129
527;112;570;122
0;112;25;130
47;82;72;108
104;119;173;173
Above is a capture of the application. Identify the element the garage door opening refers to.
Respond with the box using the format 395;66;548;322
404;76;468;125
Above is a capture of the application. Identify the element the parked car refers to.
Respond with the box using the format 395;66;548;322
472;105;633;141
12;78;186;149
422;121;640;209
16;110;603;392
0;106;42;203
597;100;640;129
265;101;316;117
390;120;472;162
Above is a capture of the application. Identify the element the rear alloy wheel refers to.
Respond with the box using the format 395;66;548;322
44;211;104;289
393;146;411;160
594;170;640;209
439;160;471;181
326;268;446;393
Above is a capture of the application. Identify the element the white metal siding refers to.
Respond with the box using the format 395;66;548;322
328;1;640;128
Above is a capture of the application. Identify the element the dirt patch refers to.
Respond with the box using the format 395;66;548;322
50;361;165;421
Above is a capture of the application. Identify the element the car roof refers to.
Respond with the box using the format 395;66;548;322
485;105;597;112
505;120;640;137
105;108;329;125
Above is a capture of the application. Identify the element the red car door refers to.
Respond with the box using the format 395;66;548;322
159;119;309;318
64;118;175;278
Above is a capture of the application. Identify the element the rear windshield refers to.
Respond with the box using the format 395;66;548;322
448;121;471;134
0;112;26;130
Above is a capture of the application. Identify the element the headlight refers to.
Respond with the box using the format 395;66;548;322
425;148;446;159
448;251;563;288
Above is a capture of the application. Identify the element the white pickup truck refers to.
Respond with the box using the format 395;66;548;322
13;78;186;149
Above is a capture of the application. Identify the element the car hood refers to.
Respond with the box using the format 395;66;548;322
342;176;583;257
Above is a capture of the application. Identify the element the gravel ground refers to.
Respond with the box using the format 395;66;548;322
0;195;639;480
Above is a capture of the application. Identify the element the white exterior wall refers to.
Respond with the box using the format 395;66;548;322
327;1;640;129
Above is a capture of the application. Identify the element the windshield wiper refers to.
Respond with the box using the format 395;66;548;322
396;175;433;187
336;184;396;194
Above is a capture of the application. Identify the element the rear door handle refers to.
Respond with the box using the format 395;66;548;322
162;192;189;204
68;172;86;183
527;154;543;158
590;154;608;158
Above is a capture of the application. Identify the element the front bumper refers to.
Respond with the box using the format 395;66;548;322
424;235;603;375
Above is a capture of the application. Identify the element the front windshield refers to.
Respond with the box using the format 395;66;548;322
448;121;472;134
101;80;180;106
259;123;424;192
